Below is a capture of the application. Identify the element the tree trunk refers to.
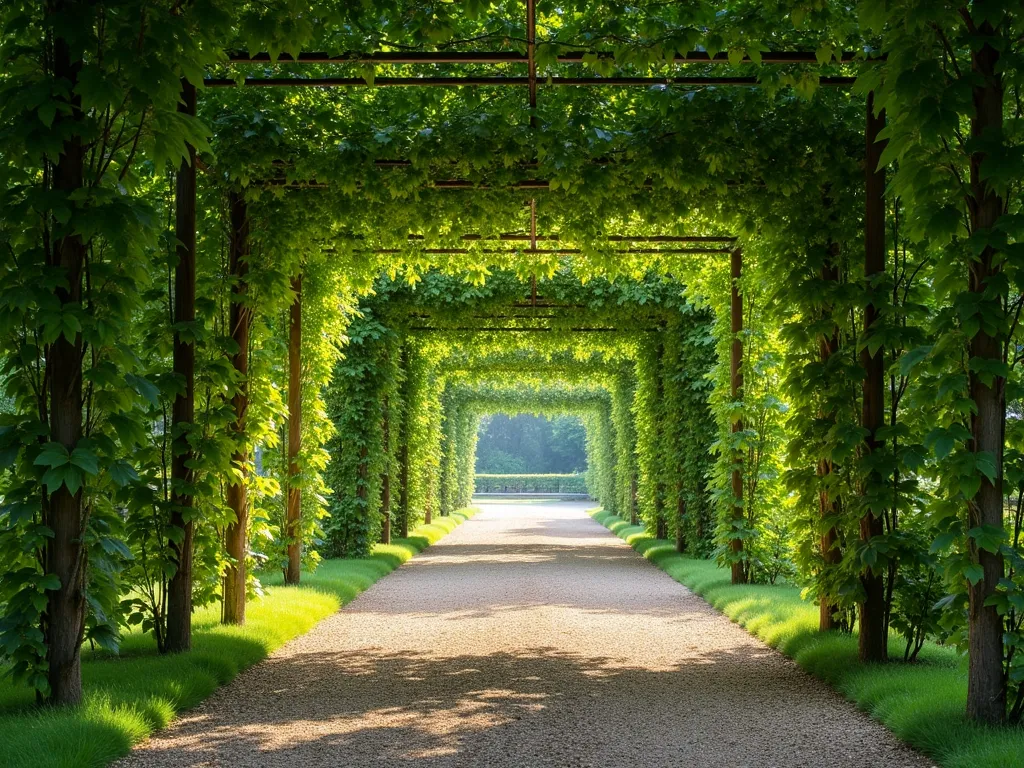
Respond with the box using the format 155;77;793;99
730;248;747;584
284;274;302;584
44;16;87;704
399;442;410;538
859;92;888;663
675;484;686;553
654;343;666;539
166;78;197;653
965;21;1006;725
629;475;638;525
818;252;842;631
222;191;251;625
380;396;392;545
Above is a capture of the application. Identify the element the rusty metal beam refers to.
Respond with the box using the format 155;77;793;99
224;50;869;65
205;74;856;88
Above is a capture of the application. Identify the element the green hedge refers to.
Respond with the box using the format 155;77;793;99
474;473;588;494
0;509;478;768
589;508;1024;768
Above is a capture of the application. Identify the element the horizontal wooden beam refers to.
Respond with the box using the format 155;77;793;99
204;75;856;88
370;247;731;254
404;233;736;243
408;326;659;332
225;50;868;66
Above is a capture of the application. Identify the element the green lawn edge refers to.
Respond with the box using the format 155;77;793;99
589;508;1024;768
0;507;478;768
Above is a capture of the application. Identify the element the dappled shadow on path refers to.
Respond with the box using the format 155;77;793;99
120;644;911;768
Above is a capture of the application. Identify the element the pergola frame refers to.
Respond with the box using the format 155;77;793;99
171;0;887;656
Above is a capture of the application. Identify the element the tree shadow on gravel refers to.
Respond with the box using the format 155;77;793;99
121;646;926;768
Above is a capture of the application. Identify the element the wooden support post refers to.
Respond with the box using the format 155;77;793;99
675;481;686;553
729;247;747;584
859;92;888;662
398;443;410;538
166;79;198;651
44;11;87;703
965;21;1007;725
284;274;302;584
380;396;392;545
654;343;667;540
630;475;639;525
222;190;251;625
818;247;842;631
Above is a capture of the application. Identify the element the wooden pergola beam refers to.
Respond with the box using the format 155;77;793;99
225;50;868;66
369;247;732;254
204;75;856;88
403;234;737;243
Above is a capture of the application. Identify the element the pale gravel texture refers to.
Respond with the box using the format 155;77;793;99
119;501;935;768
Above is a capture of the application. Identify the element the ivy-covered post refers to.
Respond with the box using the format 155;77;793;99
380;395;392;545
818;244;843;631
43;6;87;704
964;18;1007;726
859;92;888;663
284;274;302;584
630;476;639;525
222;190;251;625
397;345;412;538
654;343;667;540
166;78;198;651
729;247;747;584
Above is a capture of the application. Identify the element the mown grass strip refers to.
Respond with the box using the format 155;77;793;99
590;509;1024;768
0;508;477;768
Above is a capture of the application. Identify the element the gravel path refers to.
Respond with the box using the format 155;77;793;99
120;501;933;768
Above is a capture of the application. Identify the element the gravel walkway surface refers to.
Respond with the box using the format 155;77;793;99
119;501;933;768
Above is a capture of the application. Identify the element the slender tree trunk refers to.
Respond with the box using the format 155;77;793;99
380;396;392;545
859;92;888;663
654;343;666;539
629;475;639;525
730;248;747;584
222;191;250;625
357;445;369;539
284;274;302;584
166;79;197;653
965;22;1006;725
43;10;86;703
399;441;410;538
675;483;686;553
819;252;842;631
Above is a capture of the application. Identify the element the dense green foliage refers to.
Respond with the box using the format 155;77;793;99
1;0;1023;755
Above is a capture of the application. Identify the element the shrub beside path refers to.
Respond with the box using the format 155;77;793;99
119;501;933;767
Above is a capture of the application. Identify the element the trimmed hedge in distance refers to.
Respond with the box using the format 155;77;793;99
474;473;588;494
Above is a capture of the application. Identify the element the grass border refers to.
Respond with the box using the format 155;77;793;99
0;508;478;768
589;508;1024;768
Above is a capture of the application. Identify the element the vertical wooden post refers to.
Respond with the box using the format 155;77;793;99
166;79;197;652
859;92;888;662
284;274;302;584
729;247;747;584
222;190;250;625
380;396;392;545
675;481;686;553
629;475;639;525
44;9;87;703
654;343;667;540
965;21;1007;725
398;441;410;538
818;246;842;631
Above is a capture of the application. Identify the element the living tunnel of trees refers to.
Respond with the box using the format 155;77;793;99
0;0;1022;735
